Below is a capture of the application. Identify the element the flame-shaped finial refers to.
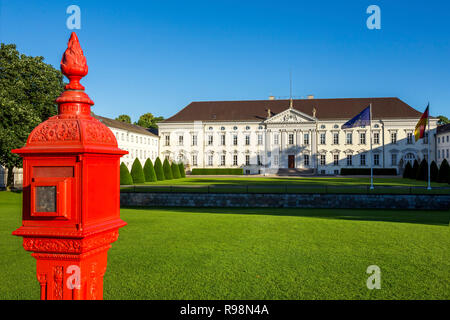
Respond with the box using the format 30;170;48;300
61;32;89;90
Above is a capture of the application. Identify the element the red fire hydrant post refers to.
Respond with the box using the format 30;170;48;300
12;32;127;300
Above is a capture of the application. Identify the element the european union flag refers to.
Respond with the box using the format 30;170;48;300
341;106;371;129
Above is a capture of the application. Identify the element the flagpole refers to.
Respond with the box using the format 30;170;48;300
369;103;374;190
427;102;431;190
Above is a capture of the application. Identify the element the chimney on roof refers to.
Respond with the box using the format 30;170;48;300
268;95;275;100
267;109;271;118
307;95;314;100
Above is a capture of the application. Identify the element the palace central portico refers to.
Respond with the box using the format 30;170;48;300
158;97;437;175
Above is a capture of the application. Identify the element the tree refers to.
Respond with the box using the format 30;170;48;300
403;162;412;179
178;162;186;178
143;158;157;182
411;160;420;180
430;161;439;182
135;112;164;129
163;158;173;180
154;157;165;181
120;162;133;185
416;159;428;181
0;43;64;190
437;115;450;125
171;162;181;179
115;114;131;124
438;159;450;183
130;158;145;183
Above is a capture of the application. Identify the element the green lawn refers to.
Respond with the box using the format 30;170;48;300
1;191;449;300
121;177;450;195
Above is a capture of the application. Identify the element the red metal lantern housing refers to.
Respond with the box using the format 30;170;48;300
12;32;127;300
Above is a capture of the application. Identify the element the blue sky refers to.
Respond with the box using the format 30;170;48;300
1;0;449;121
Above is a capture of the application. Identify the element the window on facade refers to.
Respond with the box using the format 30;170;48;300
346;132;352;145
274;155;279;166
208;155;213;166
257;155;262;166
407;133;413;144
258;134;263;145
288;134;294;145
192;155;197;166
245;135;250;145
140;137;142;144
304;155;310;166
373;132;379;144
346;155;352;166
333;154;339;165
221;134;226;146
391;132;397;144
333;133;339;144
320;133;326;145
392;154;397;166
221;155;226;166
233;154;238;166
245;155;250;165
447;149;449;158
360;133;366;145
178;135;184;146
304;133;309;145
165;135;170;146
208;135;213;146
274;134;279;145
423;133;429;144
233;135;238;146
360;154;366;166
374;154;380;166
131;135;134;143
320;154;326;166
192;135;197;146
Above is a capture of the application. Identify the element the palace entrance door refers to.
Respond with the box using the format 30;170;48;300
288;155;295;168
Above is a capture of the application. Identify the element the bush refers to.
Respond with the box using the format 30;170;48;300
416;159;428;181
178;162;186;178
411;160;420;180
163;158;173;180
339;168;397;176
191;168;244;175
130;158;145;183
171;162;181;179
120;162;133;185
430;161;439;182
438;159;450;183
154;157;165;181
403;162;412;179
143;158;157;182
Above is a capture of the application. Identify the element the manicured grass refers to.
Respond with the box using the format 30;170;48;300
121;177;450;195
1;191;449;300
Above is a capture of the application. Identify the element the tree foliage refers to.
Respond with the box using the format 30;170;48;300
154;157;165;181
403;162;412;179
171;162;181;179
430;161;439;182
0;43;64;189
416;159;428;181
115;114;131;124
438;159;450;183
411;160;420;180
130;158;145;183
178;162;186;178
120;162;133;185
437;115;450;125
143;158;157;182
163;158;173;180
135;112;164;129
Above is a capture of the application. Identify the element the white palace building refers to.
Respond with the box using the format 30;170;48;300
158;97;438;175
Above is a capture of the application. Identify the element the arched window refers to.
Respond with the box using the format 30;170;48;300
404;153;415;164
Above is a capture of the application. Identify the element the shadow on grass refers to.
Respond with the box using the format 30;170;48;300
121;206;450;227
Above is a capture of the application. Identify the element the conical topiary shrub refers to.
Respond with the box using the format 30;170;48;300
131;158;145;183
430;161;439;182
154;157;165;181
438;159;450;183
403;162;412;179
412;159;420;180
163;158;173;180
143;158;157;182
120;162;133;185
171;162;181;179
178;162;186;178
416;159;428;181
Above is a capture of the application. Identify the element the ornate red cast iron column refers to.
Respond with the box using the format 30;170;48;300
12;32;127;300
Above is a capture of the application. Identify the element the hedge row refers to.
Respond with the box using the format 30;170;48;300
191;168;244;175
120;157;187;185
340;168;397;176
403;159;450;183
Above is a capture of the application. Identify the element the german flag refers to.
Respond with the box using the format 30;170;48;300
414;104;429;142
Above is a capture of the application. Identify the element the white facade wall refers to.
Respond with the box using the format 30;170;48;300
158;108;438;175
437;130;450;166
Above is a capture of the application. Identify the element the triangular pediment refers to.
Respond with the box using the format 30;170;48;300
264;108;316;124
